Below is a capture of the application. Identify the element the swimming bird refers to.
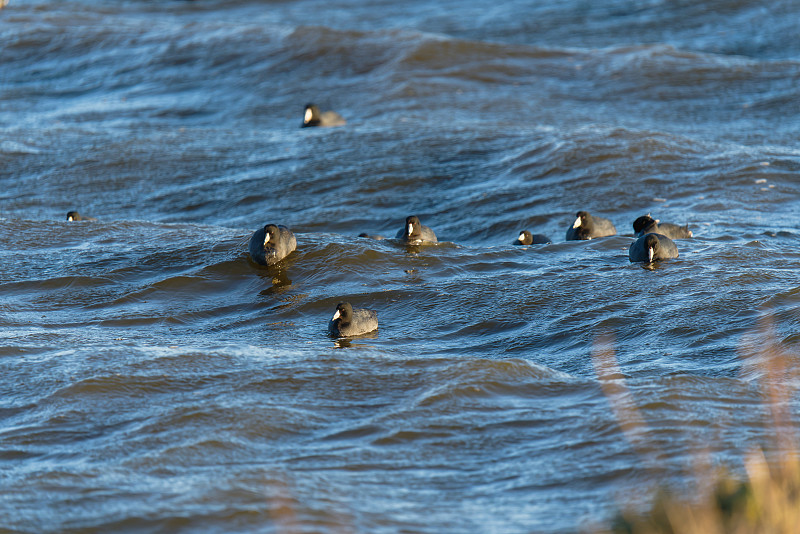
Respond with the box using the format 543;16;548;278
328;302;378;337
515;230;550;245
566;211;616;240
66;211;97;221
248;224;297;266
395;215;437;244
633;215;692;239
301;103;346;128
628;233;679;263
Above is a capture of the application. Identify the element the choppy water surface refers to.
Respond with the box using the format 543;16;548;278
2;1;800;532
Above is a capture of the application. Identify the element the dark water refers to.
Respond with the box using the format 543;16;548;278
3;1;800;532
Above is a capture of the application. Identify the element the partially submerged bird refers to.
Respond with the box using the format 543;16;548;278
301;103;346;128
628;232;679;263
396;215;437;244
248;224;297;266
566;211;616;240
358;233;386;240
633;214;692;239
66;211;97;221
328;302;378;337
515;230;550;245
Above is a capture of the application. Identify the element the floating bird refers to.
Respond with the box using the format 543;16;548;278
633;214;692;239
328;302;378;337
301;103;346;128
248;224;297;266
628;233;679;263
515;230;550;245
566;211;616;240
66;211;97;221
396;215;437;244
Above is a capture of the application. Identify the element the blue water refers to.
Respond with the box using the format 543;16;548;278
2;1;800;532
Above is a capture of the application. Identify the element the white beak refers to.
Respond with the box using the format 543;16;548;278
572;217;582;229
518;232;525;242
304;108;313;123
331;310;341;321
263;233;271;246
408;223;414;235
648;248;654;262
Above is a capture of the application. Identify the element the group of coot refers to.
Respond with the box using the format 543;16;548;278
65;104;692;339
243;210;691;338
557;211;690;262
245;215;438;338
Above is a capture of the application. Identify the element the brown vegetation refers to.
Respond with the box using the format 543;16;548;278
593;318;800;534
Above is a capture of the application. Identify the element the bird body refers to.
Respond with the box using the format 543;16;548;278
248;224;297;266
66;211;97;221
396;216;437;244
633;215;692;239
566;211;616;240
302;103;346;127
328;302;378;337
629;233;679;263
515;230;550;245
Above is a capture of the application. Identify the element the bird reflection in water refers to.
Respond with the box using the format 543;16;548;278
332;330;379;349
257;266;293;296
